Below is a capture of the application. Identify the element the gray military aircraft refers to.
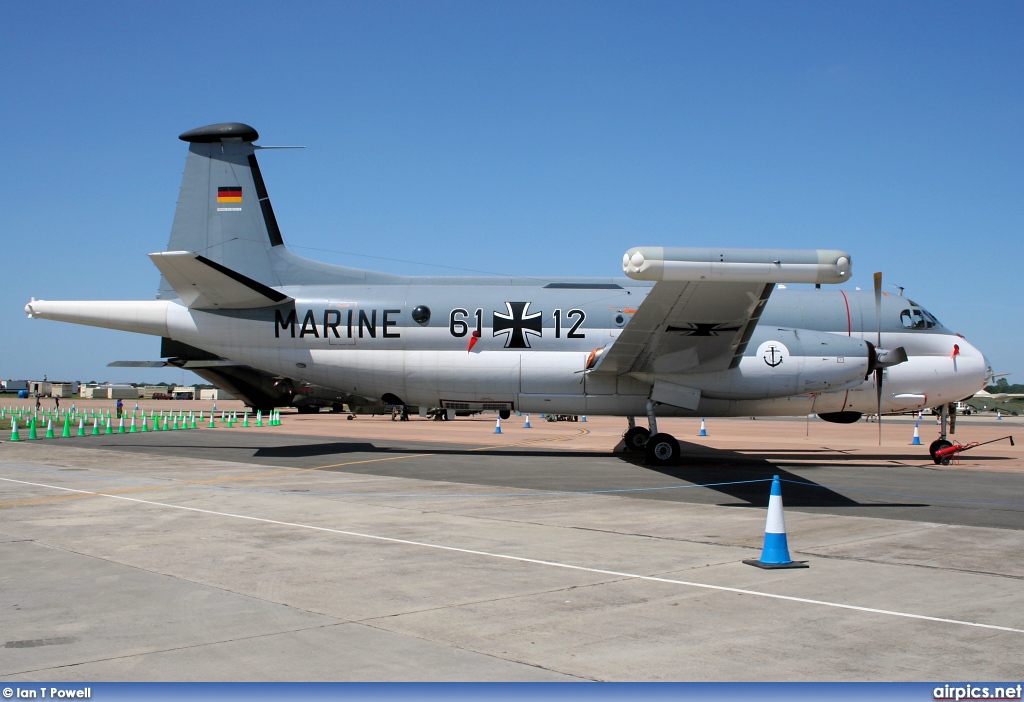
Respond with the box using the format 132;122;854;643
25;123;989;465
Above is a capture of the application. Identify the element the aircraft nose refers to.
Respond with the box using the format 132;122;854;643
956;337;989;393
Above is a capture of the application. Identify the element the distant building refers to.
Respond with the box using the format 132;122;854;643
28;381;52;396
2;380;29;393
81;384;141;399
172;386;196;400
200;388;236;401
139;385;170;399
50;382;80;397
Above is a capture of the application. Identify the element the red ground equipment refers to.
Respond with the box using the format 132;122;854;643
934;435;1015;465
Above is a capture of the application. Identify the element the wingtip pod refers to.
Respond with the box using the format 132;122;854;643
622;247;851;284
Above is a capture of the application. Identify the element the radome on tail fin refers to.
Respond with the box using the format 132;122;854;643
157;122;400;302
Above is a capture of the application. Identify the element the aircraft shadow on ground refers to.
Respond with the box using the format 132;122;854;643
246;440;911;509
102;438;927;509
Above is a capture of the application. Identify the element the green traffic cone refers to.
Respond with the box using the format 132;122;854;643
141;416;149;432
117;417;125;434
256;410;263;427
189;413;196;430
129;416;137;433
9;419;20;442
76;418;85;437
91;417;100;435
208;413;215;429
162;417;168;431
105;418;113;435
61;417;71;438
45;419;55;439
242;412;249;427
29;418;39;440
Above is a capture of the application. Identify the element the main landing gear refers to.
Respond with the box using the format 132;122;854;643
622;401;681;466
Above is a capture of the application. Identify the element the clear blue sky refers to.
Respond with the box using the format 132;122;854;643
1;1;1021;386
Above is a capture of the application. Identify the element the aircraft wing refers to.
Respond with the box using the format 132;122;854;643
108;359;244;369
593;280;773;375
973;391;1024;401
149;251;292;309
592;246;852;376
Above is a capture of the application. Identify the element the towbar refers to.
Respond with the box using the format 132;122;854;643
622;247;851;284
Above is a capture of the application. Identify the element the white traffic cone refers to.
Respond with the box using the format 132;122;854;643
743;476;808;569
699;418;707;437
911;422;921;445
494;417;502;434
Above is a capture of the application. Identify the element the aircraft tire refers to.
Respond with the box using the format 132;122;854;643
644;433;680;466
623;426;651;452
929;438;953;464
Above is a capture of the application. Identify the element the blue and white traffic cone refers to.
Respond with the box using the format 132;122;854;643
743;475;808;569
494;417;502;434
911;422;921;445
581;415;587;422
524;414;531;428
699;418;707;437
997;409;1002;420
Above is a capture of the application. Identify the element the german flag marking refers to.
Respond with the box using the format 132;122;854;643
217;186;243;203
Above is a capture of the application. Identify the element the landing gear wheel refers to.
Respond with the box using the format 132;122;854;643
623;426;651;452
644;433;680;466
929;438;953;465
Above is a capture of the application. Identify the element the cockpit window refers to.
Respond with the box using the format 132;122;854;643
900;303;940;329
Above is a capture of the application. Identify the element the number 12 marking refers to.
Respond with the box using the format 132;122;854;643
552;309;586;338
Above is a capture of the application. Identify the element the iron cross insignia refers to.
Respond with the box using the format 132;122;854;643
493;302;543;348
665;322;742;336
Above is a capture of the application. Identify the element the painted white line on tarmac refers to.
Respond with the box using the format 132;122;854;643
3;474;1022;635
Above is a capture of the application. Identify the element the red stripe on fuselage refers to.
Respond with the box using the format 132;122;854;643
839;289;852;336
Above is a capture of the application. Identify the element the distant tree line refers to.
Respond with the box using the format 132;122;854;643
986;378;1024;394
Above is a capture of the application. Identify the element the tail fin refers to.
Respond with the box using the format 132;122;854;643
158;123;283;300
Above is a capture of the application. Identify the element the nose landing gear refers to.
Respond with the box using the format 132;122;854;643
928;403;954;464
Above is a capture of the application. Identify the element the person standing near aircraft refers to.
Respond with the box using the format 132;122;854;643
115;398;123;419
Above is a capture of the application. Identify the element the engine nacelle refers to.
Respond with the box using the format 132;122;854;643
647;328;870;402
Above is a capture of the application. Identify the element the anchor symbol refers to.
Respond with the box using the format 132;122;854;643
763;345;784;368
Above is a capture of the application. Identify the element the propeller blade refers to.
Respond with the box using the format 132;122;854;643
874;271;883;446
874;271;882;349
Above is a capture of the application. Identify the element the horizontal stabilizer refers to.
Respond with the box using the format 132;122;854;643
149;251;292;309
108;361;168;368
